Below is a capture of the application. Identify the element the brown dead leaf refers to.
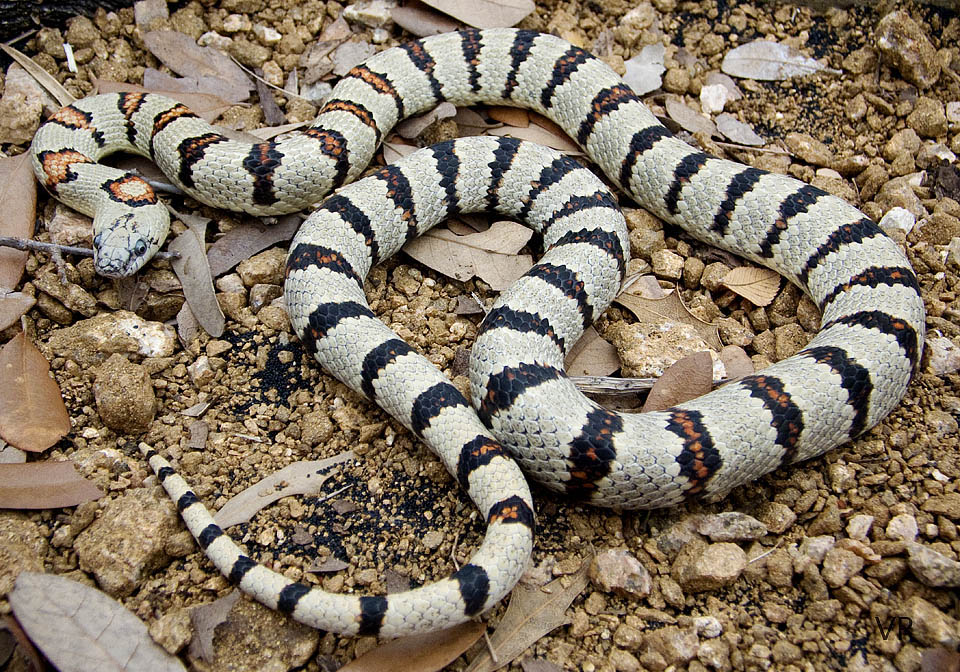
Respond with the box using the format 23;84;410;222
642;351;714;412
0;333;71;453
2;613;43;672
0;44;73;106
615;289;722;350
332;40;377;77
0;154;38;291
419;0;534;28
340;622;485;672
721;266;781;306
306;556;349;574
521;660;564;672
665;96;717;137
213;451;354;528
385;568;411;594
488;122;581;154
206;214;301;278
466;561;589;672
94;79;233;123
719;345;754;380
403;221;534;291
395;101;457;139
382;141;419;165
142;67;250;105
0;461;102;509
0;291;36;331
391;4;460;37
454;107;499;136
142;30;251;99
189;591;241;663
169;215;225;338
565;326;620;377
621;274;668;299
486;106;530;128
247;121;309;140
9;572;186;671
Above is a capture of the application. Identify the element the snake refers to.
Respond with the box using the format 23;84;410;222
31;28;925;638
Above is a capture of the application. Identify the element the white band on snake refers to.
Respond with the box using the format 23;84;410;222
31;28;924;637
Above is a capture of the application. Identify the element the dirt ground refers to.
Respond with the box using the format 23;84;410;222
2;1;960;671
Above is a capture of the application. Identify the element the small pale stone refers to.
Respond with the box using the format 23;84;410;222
93;354;157;434
908;97;948;138
846;514;874;541
878;207;916;236
905;596;960;648
922;493;960;519
887;513;919;542
148;608;193;654
693;616;722;638
926;336;960;375
421;529;443;550
613;623;644;650
613;321;713;378
876;11;941;88
651;249;684;279
188;355;215;387
821;548;864;587
236;247;286;287
673;541;746;593
252;23;281;45
699;84;728;114
799;535;836;564
44;311;176;368
785;132;835;166
906;542;960;588
694;512;767;542
588;548;652;599
645;626;700;666
753;502;797;534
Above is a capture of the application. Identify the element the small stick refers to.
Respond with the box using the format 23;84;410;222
712;140;792;156
0;236;181;261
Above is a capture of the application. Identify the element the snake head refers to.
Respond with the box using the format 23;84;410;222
92;209;166;278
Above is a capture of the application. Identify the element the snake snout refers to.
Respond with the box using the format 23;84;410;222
92;213;154;278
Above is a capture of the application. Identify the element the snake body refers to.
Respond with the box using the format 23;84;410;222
32;28;924;636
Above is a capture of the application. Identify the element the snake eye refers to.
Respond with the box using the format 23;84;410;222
134;239;148;256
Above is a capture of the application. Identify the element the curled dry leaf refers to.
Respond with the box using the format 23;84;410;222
189;591;241;663
465;560;589;672
0;461;102;509
721;40;841;81
142;67;250;105
0;291;35;331
420;0;534;29
565;326;620;377
615;288;722;350
0;44;74;106
382;140;419;164
721;266;781;306
715;113;764;146
719;345;754;380
9;572;186;672
142;30;252;98
391;5;460;38
395;101;458;139
402;220;534;291
213;450;354;528
454;107;499;135
665;97;716;137
486;106;530;128
642;351;714;412
205;214;301;278
169;216;225;338
94;79;232;123
0;154;38;291
487;122;581;154
339;622;486;672
0;333;71;453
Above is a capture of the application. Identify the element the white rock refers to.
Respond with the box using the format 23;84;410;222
846;514;874;541
926;336;960;375
253;24;282;45
947;101;960;124
222;14;251;33
699;84;729;114
343;0;395;28
878;206;916;236
198;31;232;49
887;513;919;542
799;535;835;563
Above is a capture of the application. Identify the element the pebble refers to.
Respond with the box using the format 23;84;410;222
784;132;835;166
821;547;864;587
905;596;960;648
613;623;644;650
692;615;722;638
33;271;97;318
613;321;713;378
93;354;157;434
73;488;181;597
673;541;746;593
0;517;46;596
799;535;836;564
645;626;700;666
188;355;215;387
699;84;729;114
237;247;287;287
0;64;48;144
906;542;960;588
922;493;960;519
846;514;874;541
926;336;960;375
588;548;652;599
651;248;684;279
878;206;916;236
343;0;394;28
886;513;919;542
875;11;941;89
753;502;797;534
694;512;767;542
697;639;731;672
147;608;193;655
44;310;177;368
908;97;949;138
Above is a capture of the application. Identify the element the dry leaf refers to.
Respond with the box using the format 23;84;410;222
454;107;498;136
94;79;232;123
642;351;714;412
419;0;534;28
621;274;668;299
0;444;27;464
391;4;460;37
721;40;840;81
247;121;309;140
402;221;534;291
395;102;457;139
521;660;564;672
142;30;252;98
0;461;102;509
922;647;960;672
466;561;589;672
169;216;225;338
332;40;377;77
719;345;754;380
615;289;722;350
340;622;486;672
0;292;36;331
487;123;581;154
665;97;716;137
0;44;74;106
213;451;354;528
486;106;529;128
206;214;301;278
0;332;71;453
382;141;419;165
721;266;781;306
142;67;249;105
9;572;187;672
622;43;665;95
0;154;38;291
189;591;240;663
565;326;620;377
306;556;349;573
715;114;764;146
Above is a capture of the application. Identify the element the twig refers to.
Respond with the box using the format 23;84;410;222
713;140;792;156
570;374;732;395
482;629;499;665
0;236;181;261
314;483;354;504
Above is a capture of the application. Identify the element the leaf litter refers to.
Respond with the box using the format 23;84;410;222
0;461;102;509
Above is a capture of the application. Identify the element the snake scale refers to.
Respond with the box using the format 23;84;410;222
31;28;925;637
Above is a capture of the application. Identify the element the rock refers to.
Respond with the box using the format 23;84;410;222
799;535;836;564
148;607;193;654
846;514;874;541
45;311;177;368
48;205;94;246
0;515;47;595
887;513;919;542
651;249;684;279
926;336;960;375
906;542;960;588
249;283;282;313
186;594;319;671
613;321;714;378
93;354;157;434
878;206;916;237
589;549;652;599
785;132;834;166
907;96;949;138
608;648;642;672
236;247;286;286
753;502;797;534
821;548;864;587
188;355;215;387
692;616;722;638
805;598;841;622
645;626;699;666
884;128;922;161
74;487;182;597
917;143;957;169
343;0;393;27
807;500;842;535
673;541;746;593
875;11;941;88
0;63;47;144
699;84;728;114
694;512;767;542
875;174;927;219
613;623;644;650
64;15;99;48
922;493;960;519
927;410;959;438
697;638;732;672
904;596;960;648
